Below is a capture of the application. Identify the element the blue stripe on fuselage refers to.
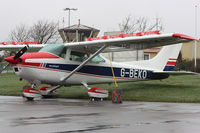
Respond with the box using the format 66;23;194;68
45;63;153;79
163;66;175;71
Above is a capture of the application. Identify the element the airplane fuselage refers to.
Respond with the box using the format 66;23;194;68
11;52;169;86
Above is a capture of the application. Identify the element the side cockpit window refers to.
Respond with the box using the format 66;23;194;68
70;51;105;63
60;47;67;58
70;51;86;62
91;55;105;63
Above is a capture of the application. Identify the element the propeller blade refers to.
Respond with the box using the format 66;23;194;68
13;45;29;60
0;45;29;73
0;63;9;73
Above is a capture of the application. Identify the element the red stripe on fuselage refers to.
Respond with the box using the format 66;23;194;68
166;61;176;66
23;62;41;67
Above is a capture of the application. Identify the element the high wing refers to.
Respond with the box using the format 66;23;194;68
64;33;196;53
0;44;45;52
0;33;196;52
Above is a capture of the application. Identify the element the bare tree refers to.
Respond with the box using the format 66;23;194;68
8;20;59;44
29;20;59;44
119;15;163;33
8;24;30;42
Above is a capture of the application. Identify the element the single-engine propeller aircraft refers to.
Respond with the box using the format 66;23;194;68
0;31;197;100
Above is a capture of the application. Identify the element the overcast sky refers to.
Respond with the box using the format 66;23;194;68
0;0;199;41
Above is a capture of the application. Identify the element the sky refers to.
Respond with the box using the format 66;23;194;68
0;0;199;41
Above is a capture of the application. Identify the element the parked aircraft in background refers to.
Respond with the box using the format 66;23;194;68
0;32;197;100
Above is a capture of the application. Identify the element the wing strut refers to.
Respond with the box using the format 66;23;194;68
47;45;107;94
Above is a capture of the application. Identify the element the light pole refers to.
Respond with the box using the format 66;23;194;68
64;8;78;27
194;5;198;68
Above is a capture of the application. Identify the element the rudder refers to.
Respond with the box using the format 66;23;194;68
124;43;182;72
150;43;182;71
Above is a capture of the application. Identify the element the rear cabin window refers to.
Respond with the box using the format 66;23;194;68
70;51;105;63
39;44;67;58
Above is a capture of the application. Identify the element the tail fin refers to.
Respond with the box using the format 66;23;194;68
150;43;182;71
125;43;182;71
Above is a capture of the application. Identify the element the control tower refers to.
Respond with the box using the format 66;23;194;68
58;21;100;43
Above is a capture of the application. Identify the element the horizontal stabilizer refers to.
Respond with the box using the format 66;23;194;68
153;71;198;76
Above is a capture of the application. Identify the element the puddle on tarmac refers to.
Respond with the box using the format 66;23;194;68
11;113;100;127
135;122;152;126
136;108;168;112
162;120;181;123
54;124;128;133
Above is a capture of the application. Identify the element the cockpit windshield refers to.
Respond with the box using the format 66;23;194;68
39;44;66;57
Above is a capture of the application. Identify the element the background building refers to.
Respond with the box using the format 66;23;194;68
181;41;200;60
143;48;160;60
144;41;200;61
59;22;99;43
102;31;144;62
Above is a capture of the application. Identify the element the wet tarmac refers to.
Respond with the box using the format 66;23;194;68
1;96;200;133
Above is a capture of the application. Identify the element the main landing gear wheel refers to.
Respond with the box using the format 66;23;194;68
90;97;103;102
22;86;41;101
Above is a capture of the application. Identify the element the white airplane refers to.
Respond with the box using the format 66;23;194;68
0;32;196;100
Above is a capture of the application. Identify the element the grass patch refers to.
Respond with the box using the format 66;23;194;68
0;73;27;96
0;73;200;102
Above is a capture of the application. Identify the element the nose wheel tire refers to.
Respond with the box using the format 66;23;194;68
25;97;34;101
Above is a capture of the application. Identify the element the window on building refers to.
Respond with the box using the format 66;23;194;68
144;54;150;60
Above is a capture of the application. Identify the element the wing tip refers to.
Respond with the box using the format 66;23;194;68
172;33;198;41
